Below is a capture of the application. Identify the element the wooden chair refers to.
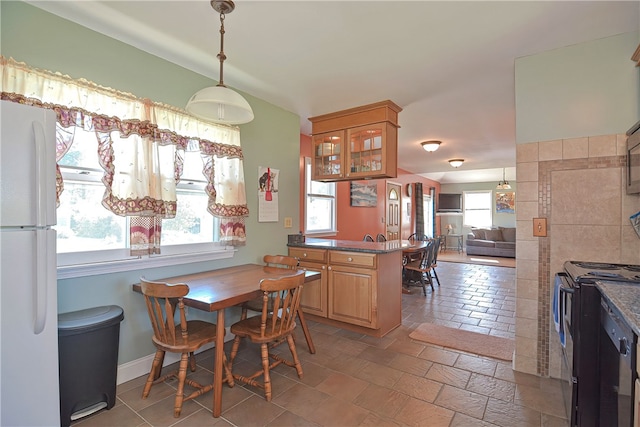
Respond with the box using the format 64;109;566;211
139;278;234;417
363;234;375;242
403;239;436;295
228;270;306;401
240;255;315;354
376;233;387;242
430;235;442;287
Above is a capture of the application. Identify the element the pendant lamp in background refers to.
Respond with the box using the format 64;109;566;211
186;0;254;125
496;168;511;190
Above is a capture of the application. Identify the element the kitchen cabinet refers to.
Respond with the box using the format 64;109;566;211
309;100;402;182
288;245;401;337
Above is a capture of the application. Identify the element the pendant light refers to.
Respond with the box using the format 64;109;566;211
496;168;511;190
186;0;254;125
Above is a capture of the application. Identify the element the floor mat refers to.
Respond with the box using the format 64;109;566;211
409;323;515;361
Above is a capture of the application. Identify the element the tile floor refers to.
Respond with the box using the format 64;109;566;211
73;261;568;427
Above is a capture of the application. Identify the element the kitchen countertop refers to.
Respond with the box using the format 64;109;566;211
287;237;414;254
596;281;640;336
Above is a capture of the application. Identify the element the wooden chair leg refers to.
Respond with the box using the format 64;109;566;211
296;309;316;354
142;350;164;398
229;335;242;365
261;343;272;402
188;351;196;372
432;268;441;286
173;353;190;417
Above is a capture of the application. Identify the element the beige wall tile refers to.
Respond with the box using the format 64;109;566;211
538;139;563;161
516;201;538;222
516;239;538;261
516;278;539;300
516;162;538;182
515;317;537;340
515;336;537;358
516;259;539;280
617;134;628;156
513;354;537;375
516;219;536;241
588;134;617;157
516;298;538;320
562;137;588;159
517;142;539;163
551;168;621;225
622;189;640;221
621;225;640;264
551;224;622;265
516;181;538;202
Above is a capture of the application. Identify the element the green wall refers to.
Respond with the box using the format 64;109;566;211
515;31;640;143
1;1;301;364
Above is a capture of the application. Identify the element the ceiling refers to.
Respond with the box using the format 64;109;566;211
28;1;639;184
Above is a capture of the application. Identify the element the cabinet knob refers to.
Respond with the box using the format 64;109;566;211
303;253;307;257
322;265;326;270
328;266;332;271
347;257;353;262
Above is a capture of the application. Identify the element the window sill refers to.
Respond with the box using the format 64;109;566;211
57;247;235;279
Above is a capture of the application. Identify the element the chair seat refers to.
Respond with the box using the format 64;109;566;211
231;315;297;344
151;320;218;353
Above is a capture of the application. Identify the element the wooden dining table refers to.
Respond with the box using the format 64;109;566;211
132;263;319;418
401;240;429;294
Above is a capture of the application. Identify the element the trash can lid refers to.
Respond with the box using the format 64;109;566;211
58;305;124;332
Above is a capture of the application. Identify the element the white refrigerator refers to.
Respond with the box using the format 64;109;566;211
0;101;60;426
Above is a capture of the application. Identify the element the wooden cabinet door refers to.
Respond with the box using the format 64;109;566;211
327;264;376;328
312;131;345;181
297;260;327;317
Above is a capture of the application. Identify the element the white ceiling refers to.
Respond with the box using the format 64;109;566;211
28;1;639;184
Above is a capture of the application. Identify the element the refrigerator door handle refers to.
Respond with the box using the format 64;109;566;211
32;120;48;227
34;229;47;335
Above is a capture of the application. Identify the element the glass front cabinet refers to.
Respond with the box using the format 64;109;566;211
310;101;401;182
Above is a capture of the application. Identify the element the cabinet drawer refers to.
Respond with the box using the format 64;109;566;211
329;251;376;269
289;248;327;263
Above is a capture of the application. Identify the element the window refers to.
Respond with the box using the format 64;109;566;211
304;157;336;234
463;190;492;228
56;126;223;270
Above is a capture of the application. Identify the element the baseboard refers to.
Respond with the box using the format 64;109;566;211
116;328;234;385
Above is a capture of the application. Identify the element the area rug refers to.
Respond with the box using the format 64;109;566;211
437;251;516;268
409;323;514;361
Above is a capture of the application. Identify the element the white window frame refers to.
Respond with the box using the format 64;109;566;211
304;157;337;236
462;190;493;228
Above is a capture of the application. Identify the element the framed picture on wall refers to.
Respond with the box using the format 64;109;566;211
350;181;377;207
496;191;515;214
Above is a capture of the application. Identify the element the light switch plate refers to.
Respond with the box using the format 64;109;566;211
284;217;292;228
533;218;547;237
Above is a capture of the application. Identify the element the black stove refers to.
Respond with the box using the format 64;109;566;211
563;260;640;285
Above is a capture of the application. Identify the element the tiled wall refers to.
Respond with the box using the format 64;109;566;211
513;134;640;377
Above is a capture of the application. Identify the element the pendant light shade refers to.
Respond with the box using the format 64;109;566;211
496;168;511;190
186;85;254;124
186;0;254;125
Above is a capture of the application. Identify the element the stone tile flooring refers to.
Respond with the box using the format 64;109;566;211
73;261;568;427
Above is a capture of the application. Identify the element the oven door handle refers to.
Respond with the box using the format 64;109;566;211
558;273;574;294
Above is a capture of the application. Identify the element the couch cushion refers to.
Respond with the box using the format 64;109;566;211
495;241;515;250
484;229;504;241
500;227;516;242
471;229;485;239
466;239;495;248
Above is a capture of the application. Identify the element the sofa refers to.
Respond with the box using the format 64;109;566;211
466;227;516;258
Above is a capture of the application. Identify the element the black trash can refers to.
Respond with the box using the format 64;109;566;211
58;305;124;427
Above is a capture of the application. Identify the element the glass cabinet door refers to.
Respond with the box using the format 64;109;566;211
346;123;386;177
312;131;345;180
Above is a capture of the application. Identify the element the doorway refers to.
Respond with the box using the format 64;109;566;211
386;183;401;240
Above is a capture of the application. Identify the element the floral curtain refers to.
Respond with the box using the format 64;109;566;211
1;56;249;246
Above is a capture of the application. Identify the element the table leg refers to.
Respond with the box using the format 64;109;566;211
296;308;316;354
213;309;225;417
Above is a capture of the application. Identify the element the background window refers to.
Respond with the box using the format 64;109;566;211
304;157;336;234
463;190;492;228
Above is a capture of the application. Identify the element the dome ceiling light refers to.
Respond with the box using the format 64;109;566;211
420;140;441;152
448;159;464;168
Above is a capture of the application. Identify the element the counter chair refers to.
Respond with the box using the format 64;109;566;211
139;278;234;418
403;239;436;295
228;270;306;401
363;234;375;242
240;255;315;354
376;233;387;242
